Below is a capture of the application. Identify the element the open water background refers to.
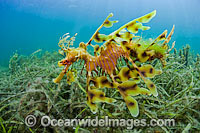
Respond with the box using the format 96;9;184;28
0;0;199;66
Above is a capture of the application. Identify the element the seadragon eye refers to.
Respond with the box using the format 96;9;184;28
59;60;70;65
62;60;68;64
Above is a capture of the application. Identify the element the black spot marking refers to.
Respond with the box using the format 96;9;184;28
119;84;137;92
91;102;95;105
135;28;138;31
150;84;154;88
89;80;97;87
99;94;104;97
127;22;135;27
137;44;141;47
149;68;153;74
123;69;130;78
116;33;121;37
126;46;131;50
134;78;140;80
159;34;165;39
114;76;122;83
150;56;155;60
87;96;89;101
149;43;155;48
128;102;135;106
118;86;127;92
122;41;128;45
95;46;99;51
142;52;147;57
131;84;137;89
110;83;114;87
95;33;100;41
114;76;120;81
89;92;95;99
110;39;115;42
146;14;151;19
130;50;137;57
125;69;130;75
101;79;109;84
104;20;109;24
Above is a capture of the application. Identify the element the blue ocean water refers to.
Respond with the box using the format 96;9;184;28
0;0;199;66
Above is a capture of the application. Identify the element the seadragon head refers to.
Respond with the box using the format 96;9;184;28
57;33;87;67
58;48;77;67
53;33;89;83
53;33;78;83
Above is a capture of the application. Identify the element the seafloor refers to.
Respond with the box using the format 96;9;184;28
0;45;199;132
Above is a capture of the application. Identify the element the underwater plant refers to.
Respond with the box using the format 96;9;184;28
53;10;175;117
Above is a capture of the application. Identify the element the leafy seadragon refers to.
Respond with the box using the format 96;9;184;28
53;10;175;117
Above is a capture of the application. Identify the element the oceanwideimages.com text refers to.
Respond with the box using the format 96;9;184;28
25;115;175;129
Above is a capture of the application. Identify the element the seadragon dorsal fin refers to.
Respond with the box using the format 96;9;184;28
147;25;175;50
87;13;118;45
93;32;110;43
87;10;156;46
107;10;156;41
